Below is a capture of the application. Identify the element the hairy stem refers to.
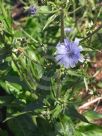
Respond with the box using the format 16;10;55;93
60;9;64;42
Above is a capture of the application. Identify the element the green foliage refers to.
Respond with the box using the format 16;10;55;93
0;0;102;136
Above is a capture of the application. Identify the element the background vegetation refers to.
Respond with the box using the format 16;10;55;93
0;0;102;136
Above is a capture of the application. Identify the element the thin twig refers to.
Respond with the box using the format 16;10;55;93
68;6;83;15
78;97;102;111
81;24;102;42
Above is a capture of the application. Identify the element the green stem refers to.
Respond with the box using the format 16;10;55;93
60;9;64;42
56;69;61;98
56;9;64;98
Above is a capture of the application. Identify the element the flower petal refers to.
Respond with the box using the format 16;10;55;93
78;46;83;51
56;43;67;54
55;54;63;62
69;59;76;68
74;38;80;46
79;55;84;62
62;56;70;68
64;39;70;47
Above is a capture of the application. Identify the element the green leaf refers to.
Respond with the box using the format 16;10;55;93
84;110;102;121
39;6;49;14
4;111;32;122
67;70;82;77
66;105;89;123
77;123;102;136
8;115;37;136
51;105;62;119
0;96;13;105
0;130;8;136
43;14;58;30
97;82;102;88
55;115;75;136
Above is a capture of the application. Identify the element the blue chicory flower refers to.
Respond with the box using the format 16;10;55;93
28;6;37;15
64;27;73;33
55;38;84;68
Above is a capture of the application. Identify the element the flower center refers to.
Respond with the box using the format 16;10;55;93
67;51;75;57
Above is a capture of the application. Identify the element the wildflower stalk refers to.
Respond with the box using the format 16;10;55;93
56;8;65;98
56;69;61;98
60;8;64;42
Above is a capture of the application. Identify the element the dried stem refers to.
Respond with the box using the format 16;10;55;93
78;97;102;111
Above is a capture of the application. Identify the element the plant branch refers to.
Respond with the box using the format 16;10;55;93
78;97;102;112
81;24;102;42
60;9;64;42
